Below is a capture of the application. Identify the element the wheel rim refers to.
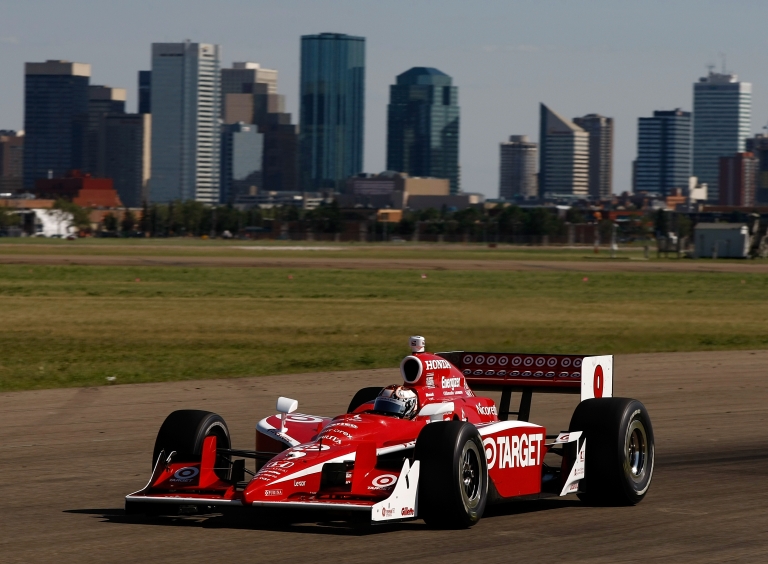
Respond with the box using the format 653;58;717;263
460;442;482;508
625;419;648;482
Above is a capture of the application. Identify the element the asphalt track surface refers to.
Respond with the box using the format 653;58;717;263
5;253;768;273
1;350;767;563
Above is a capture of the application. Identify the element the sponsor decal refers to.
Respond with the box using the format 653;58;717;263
593;365;604;398
285;414;324;424
487;356;497;365
511;357;522;366
442;376;461;389
426;376;435;388
534;371;543;378
474;355;485;364
546;371;555;378
401;507;415;517
573;359;582;368
322;427;353;439
294;481;306;487
381;507;395;518
547;357;558;367
425;392;434;398
171;466;199;482
485;370;495;376
523;357;534;367
293;443;330;452
463;369;472;376
571;372;580;379
264;489;283;496
285;450;306;459
510;371;520;377
424;359;452;371
330;422;358;429
522;371;532;377
473;370;483;376
497;370;507;376
476;403;497;416
559;371;569;378
562;358;572;367
498;357;509;366
483;433;544;470
462;354;474;365
567;481;579;492
535;357;546;367
372;474;398;487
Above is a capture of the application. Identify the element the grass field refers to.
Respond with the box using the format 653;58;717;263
1;263;767;391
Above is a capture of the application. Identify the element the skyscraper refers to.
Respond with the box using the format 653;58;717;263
538;104;588;197
83;85;126;177
138;71;151;114
635;109;691;196
0;131;24;194
23;60;91;188
693;71;751;202
220;122;263;204
745;134;768;203
499;135;537;200
573;114;613;199
387;67;460;194
104;113;151;208
719;153;756;207
150;42;221;203
300;33;365;191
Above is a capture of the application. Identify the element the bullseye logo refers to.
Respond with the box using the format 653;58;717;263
487;356;496;365
483;438;496;469
463;355;473;365
172;467;199;482
547;357;557;367
573;359;582;368
474;355;485;364
535;357;546;367
511;357;522;366
562;358;572;367
523;357;534;367
285;414;324;424
498;357;509;366
372;474;398;488
593;365;604;398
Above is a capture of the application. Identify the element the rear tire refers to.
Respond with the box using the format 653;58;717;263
415;421;488;528
569;398;654;505
152;410;232;481
347;387;382;413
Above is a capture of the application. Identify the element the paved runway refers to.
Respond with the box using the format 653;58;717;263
1;350;767;563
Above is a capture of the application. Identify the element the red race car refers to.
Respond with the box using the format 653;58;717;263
126;336;654;528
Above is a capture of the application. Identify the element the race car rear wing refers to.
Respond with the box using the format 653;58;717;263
436;352;613;422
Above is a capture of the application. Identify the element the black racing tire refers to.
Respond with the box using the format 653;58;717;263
152;410;232;481
569;397;654;506
347;387;382;413
415;421;488;528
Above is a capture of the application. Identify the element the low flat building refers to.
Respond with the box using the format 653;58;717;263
35;170;123;208
694;223;749;258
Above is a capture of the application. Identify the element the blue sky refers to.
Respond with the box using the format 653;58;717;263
2;0;767;197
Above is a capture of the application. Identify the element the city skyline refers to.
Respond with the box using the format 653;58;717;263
3;1;768;198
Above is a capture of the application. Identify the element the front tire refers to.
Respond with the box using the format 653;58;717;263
569;398;654;505
415;421;488;528
152;410;232;481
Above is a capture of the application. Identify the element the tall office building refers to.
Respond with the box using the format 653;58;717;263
83;85;126;177
23;60;90;188
499;135;537;200
150;42;221;203
745;134;768;203
693;71;751;202
104;113;151;207
635;109;692;196
220;62;297;192
387;67;460;193
300;33;365;191
573;114;613;199
0;131;24;194
220;122;263;204
138;71;151;114
719;152;756;207
538;104;588;197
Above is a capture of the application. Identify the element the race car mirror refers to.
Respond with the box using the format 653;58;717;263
276;396;299;432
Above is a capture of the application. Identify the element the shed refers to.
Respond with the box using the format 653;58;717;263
694;223;749;258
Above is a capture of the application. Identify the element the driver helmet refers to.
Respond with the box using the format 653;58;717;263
373;385;419;419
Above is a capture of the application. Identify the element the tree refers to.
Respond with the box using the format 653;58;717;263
0;207;20;229
103;212;118;232
53;199;91;232
121;209;136;232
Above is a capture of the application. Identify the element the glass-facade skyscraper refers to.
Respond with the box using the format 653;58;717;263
386;67;460;193
693;71;751;203
150;42;221;203
299;33;365;191
635;109;691;197
23;60;91;189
